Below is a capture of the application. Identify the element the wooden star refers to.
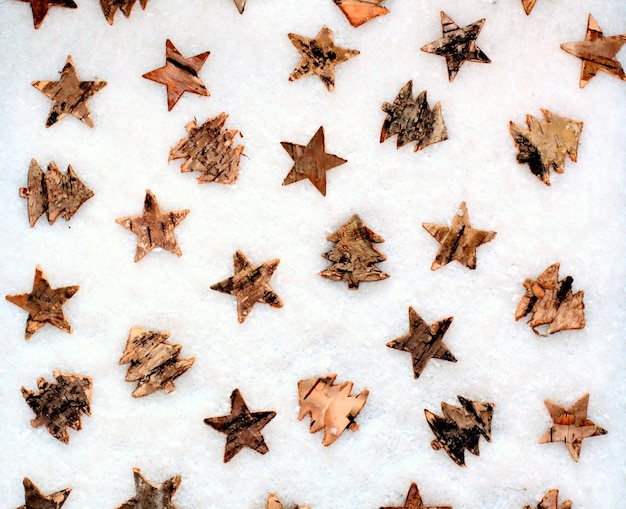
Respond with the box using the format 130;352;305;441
332;0;389;28
523;489;572;509
210;250;283;323
204;388;276;462
281;126;347;196
17;0;77;29
143;40;211;110
16;477;71;509
233;0;246;14
560;14;626;88
100;0;149;25
288;26;360;91
114;468;181;509
266;493;310;509
116;190;189;262
32;55;106;128
6;266;79;340
521;0;537;15
387;307;456;380
422;202;496;270
380;482;452;509
538;393;607;462
421;11;491;82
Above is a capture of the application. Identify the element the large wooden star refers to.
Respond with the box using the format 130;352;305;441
281;126;347;196
32;56;106;128
16;477;71;509
288;26;360;91
116;190;190;262
114;468;181;509
143;39;211;110
17;0;77;29
560;14;626;88
204;389;276;462
380;482;452;509
421;11;490;82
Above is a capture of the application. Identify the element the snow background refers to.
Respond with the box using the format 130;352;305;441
0;0;624;507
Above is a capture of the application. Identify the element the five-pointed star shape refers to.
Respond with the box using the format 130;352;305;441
421;11;491;82
538;393;607;462
115;468;181;509
143;39;210;111
387;307;456;379
422;201;496;270
288;26;360;91
17;477;71;509
116;189;190;262
204;388;276;462
380;482;451;509
560;14;626;88
281;126;347;196
211;250;283;323
32;55;107;128
6;266;79;340
17;0;77;29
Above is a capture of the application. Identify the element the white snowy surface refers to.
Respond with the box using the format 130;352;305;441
0;0;625;508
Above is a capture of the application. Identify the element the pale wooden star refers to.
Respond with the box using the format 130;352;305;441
17;0;77;29
115;469;181;509
380;482;452;509
265;493;310;509
16;477;71;509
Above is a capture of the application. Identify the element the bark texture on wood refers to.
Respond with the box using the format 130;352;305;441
99;0;149;24
379;482;452;509
523;489;572;509
521;0;537;15
332;0;389;28
114;468;181;509
16;477;72;509
266;493;310;509
17;0;77;30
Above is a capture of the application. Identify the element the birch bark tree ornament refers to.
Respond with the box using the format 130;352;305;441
266;493;310;509
6;266;79;339
380;81;447;152
114;468;181;509
16;0;77;29
297;373;369;446
169;113;244;185
15;477;72;509
515;262;585;336
538;393;607;462
509;110;583;186
379;482;452;509
523;490;572;509
100;0;148;24
32;56;106;128
521;0;537;15
331;0;389;28
21;371;92;444
119;327;195;398
320;214;389;289
424;395;495;466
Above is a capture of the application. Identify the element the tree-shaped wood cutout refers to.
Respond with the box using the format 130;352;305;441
509;109;583;185
320;214;389;289
380;81;447;153
21;371;92;444
169;113;244;185
266;493;310;509
16;477;72;509
119;327;195;398
515;262;585;336
424;395;495;466
17;0;77;30
297;373;369;446
100;0;149;24
331;0;389;28
523;489;572;509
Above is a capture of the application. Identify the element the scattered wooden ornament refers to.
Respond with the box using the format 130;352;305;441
538;393;607;462
210;250;283;323
16;0;76;29
331;0;389;28
114;468;181;509
115;190;190;262
320;214;389;289
561;14;626;88
32;55;106;128
6;266;79;340
21;371;92;444
297;373;369;446
100;0;148;24
281;126;347;196
119;326;195;398
515;262;585;336
523;489;572;509
521;0;537;15
509;110;583;186
387;307;456;380
424;395;495;466
204;388;276;462
379;482;452;509
288;26;360;91
422;202;496;270
266;493;310;509
421;11;491;82
233;0;246;14
380;81;447;152
143;40;210;111
16;477;72;509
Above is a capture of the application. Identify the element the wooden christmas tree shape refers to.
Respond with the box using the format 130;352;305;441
379;482;452;509
99;0;149;24
17;0;77;29
119;327;195;398
266;493;310;509
515;262;585;336
523;489;572;509
321;214;389;289
425;395;495;466
331;0;389;28
21;371;92;444
114;468;181;509
297;373;369;446
16;477;72;509
521;0;537;15
169;113;244;185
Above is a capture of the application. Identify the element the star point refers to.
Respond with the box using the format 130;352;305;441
380;482;452;509
17;477;71;509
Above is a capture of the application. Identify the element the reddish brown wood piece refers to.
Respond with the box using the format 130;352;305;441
332;0;389;28
379;482;452;509
17;0;77;29
16;478;72;509
99;0;149;24
521;0;537;15
114;468;181;509
523;489;572;509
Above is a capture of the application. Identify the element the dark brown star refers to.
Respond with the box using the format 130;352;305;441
143;39;210;111
204;388;276;462
114;468;181;509
16;477;71;509
380;482;452;509
281;126;347;196
17;0;77;29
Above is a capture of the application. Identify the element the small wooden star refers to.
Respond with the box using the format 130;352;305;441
17;0;77;29
380;482;452;509
521;0;537;15
332;0;389;28
143;39;210;110
560;14;626;88
116;190;190;262
204;388;276;462
288;26;360;91
114;468;181;509
422;202;496;270
16;477;71;509
100;0;149;25
281;126;347;196
233;0;246;14
32;55;106;128
266;493;310;509
421;11;491;82
523;489;572;509
211;250;283;323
